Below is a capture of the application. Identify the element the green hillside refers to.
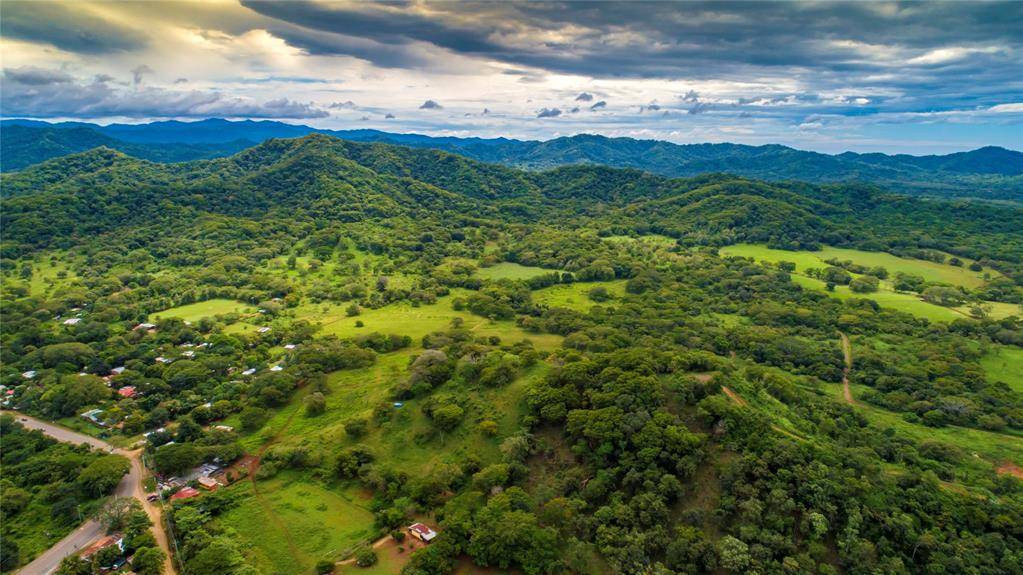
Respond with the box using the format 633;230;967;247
1;134;1022;575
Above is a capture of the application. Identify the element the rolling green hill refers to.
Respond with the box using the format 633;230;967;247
4;120;1020;200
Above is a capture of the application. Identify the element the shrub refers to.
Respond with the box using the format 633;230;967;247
354;546;377;567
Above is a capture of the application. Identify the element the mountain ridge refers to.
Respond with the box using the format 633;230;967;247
2;118;1021;200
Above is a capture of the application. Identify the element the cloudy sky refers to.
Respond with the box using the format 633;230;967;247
2;0;1021;153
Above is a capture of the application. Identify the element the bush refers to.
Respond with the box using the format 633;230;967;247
315;559;335;574
849;275;880;293
354;546;378;567
305;392;327;416
344;418;368;438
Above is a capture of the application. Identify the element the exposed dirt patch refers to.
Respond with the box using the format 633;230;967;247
996;461;1023;480
721;386;747;407
840;332;855;405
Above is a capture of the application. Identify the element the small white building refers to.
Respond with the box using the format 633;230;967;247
63;318;81;326
21;370;37;379
408;523;438;543
257;327;272;334
242;368;257;376
269;365;283;372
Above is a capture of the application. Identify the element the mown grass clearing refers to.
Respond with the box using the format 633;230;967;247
475;262;560;281
790;275;963;322
211;473;376;574
291;292;562;351
532;280;627;311
981;346;1023;393
149;298;254;323
721;243;993;288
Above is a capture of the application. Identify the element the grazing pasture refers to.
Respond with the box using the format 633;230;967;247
475;262;560;280
149;298;254;322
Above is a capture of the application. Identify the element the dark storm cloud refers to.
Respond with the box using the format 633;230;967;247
575;92;594;101
1;68;328;119
419;99;442;109
239;1;1023;112
2;2;147;54
590;101;607;111
2;67;74;86
536;107;562;118
688;102;712;115
131;65;154;87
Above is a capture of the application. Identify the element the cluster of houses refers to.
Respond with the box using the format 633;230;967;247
158;461;229;502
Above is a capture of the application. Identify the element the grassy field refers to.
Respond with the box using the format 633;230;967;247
212;473;376;574
721;244;992;288
981;346;1023;393
719;244;1001;322
532;280;627;312
475;262;560;281
289;291;562;351
149;298;254;322
841;382;1023;481
790;275;963;322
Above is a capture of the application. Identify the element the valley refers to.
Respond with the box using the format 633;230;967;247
1;133;1021;575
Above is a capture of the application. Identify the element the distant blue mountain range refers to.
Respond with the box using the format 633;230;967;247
3;118;1021;200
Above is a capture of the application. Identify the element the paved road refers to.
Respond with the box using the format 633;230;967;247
5;412;176;575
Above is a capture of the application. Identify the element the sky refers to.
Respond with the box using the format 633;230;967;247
1;0;1021;154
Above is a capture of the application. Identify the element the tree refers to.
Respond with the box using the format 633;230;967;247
430;404;464;431
344;417;368;437
468;492;561;574
849;275;879;293
921;286;965;306
240;406;269;431
354;546;378;567
98;497;145;532
718;536;751;572
187;536;244;575
78;455;130;498
305;392;327;416
152;443;200;475
0;537;19;573
132;547;165;575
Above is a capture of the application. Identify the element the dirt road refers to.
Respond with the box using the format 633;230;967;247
839;332;855;405
6;412;177;575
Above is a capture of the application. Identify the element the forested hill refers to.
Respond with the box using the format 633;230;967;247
0;124;253;171
3;133;1023;271
3;119;1021;200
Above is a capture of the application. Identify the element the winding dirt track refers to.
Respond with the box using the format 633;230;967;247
840;332;855;405
6;412;177;575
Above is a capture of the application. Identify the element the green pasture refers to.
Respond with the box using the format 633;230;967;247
211;473;376;574
292;291;562;351
839;382;1023;481
789;275;963;322
532;280;627;311
149;298;254;323
982;346;1023;393
247;354;545;477
475;262;560;281
721;243;992;288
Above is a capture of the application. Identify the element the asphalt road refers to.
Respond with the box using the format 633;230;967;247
6;412;174;575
